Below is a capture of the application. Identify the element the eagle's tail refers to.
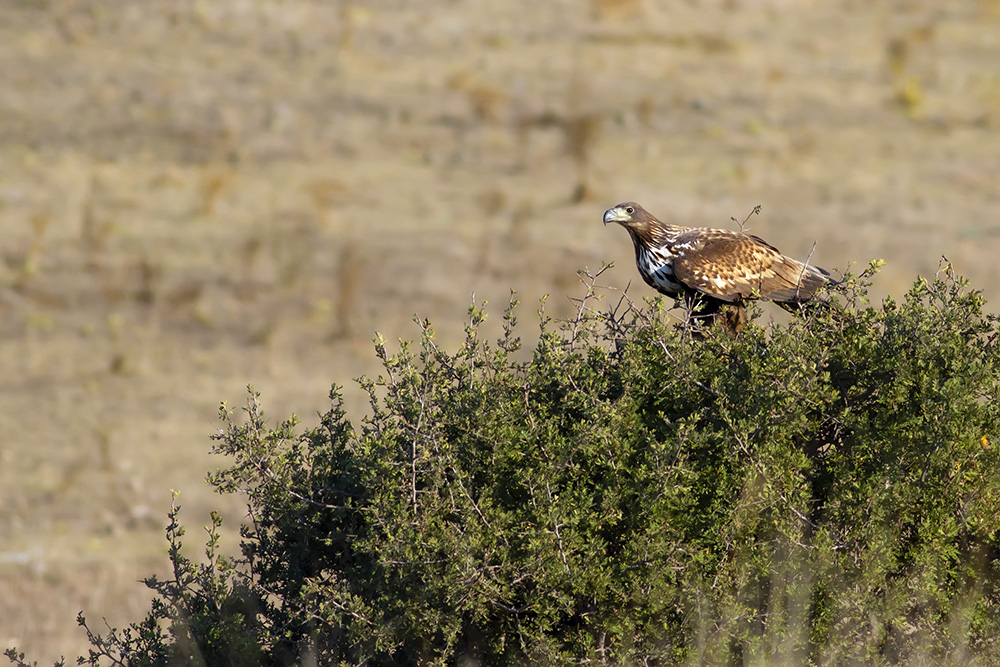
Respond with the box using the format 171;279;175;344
775;260;842;320
769;258;837;305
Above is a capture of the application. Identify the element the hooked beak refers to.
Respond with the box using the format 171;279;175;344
603;206;625;225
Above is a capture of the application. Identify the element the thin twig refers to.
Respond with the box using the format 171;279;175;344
793;240;820;302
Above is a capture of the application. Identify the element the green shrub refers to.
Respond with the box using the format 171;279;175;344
10;262;1000;666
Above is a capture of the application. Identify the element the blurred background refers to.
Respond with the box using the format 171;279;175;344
2;0;999;661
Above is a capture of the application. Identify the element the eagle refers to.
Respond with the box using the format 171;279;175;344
603;202;833;334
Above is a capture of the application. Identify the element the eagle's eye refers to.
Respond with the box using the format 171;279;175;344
626;206;634;214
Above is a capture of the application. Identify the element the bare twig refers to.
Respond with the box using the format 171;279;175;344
732;204;762;233
793;240;820;302
545;481;570;573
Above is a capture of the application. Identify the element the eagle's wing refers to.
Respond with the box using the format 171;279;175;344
671;229;830;303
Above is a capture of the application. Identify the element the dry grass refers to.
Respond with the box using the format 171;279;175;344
1;0;999;663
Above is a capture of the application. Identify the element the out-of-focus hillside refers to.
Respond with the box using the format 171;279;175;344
1;1;999;661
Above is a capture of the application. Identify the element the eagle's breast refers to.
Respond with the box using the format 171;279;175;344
636;244;685;295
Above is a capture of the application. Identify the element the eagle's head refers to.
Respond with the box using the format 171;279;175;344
603;201;668;247
604;201;653;227
603;202;652;227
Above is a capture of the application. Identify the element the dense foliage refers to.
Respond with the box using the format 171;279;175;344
10;263;1000;666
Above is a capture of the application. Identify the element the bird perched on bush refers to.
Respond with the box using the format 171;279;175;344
604;201;833;334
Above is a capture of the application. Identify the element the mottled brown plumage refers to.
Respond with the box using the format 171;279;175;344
604;202;833;334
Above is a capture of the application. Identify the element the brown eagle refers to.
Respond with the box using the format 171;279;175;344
604;202;833;333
